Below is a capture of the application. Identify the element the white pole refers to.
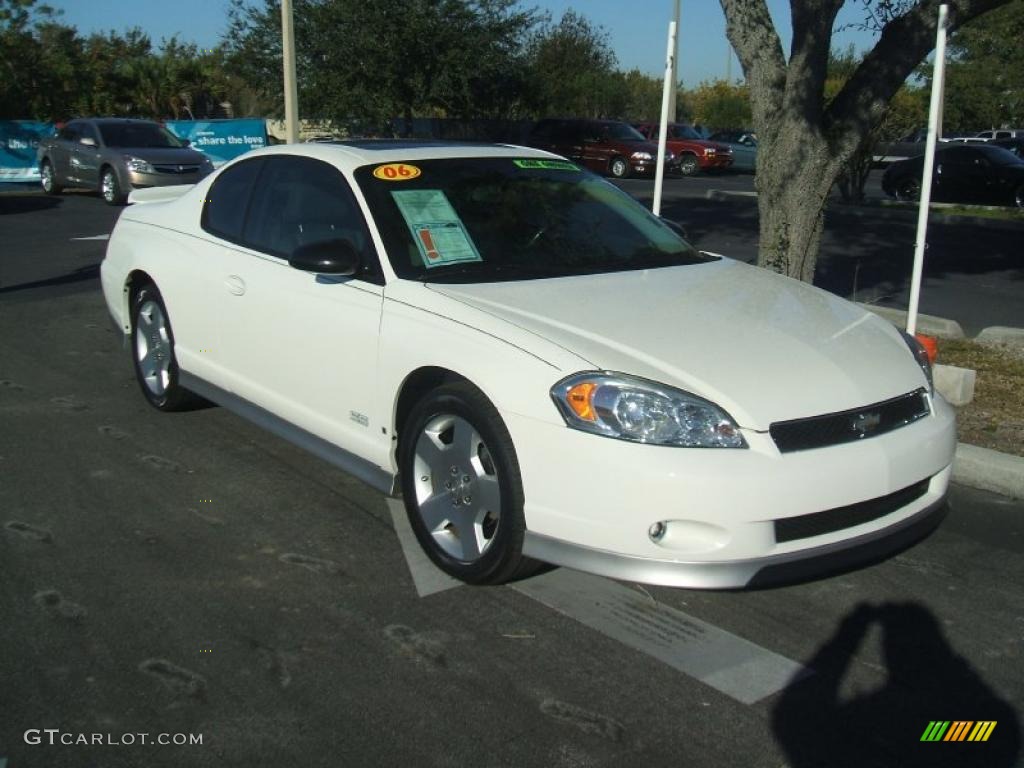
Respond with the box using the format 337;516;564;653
281;0;300;144
907;3;948;336
652;20;677;217
667;0;681;121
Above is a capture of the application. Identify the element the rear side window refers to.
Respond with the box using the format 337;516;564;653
201;158;262;243
242;156;372;262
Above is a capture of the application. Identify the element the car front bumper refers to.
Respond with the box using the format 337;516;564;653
507;392;956;588
127;169;208;189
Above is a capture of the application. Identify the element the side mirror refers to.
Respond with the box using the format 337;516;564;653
181;138;191;147
289;238;360;276
80;137;97;147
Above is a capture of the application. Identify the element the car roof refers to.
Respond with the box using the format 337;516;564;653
233;140;558;173
74;118;163;125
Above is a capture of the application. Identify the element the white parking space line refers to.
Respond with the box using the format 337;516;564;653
69;234;110;241
387;500;807;703
512;569;808;705
386;499;462;597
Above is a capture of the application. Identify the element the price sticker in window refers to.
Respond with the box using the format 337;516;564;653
373;163;421;181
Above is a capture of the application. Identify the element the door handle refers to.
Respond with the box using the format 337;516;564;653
224;275;246;296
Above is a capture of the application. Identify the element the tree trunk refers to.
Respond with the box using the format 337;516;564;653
755;125;836;282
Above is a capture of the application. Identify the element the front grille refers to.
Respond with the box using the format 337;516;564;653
774;478;931;543
770;389;929;453
153;164;200;175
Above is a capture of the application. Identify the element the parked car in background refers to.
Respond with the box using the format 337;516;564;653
882;143;1024;207
37;118;213;205
527;118;672;178
707;130;757;171
632;123;732;176
101;140;953;588
993;137;1024;160
975;128;1024;141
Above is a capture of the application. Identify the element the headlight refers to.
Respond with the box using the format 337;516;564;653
124;156;155;173
900;331;934;393
550;372;747;448
631;151;653;161
704;147;716;155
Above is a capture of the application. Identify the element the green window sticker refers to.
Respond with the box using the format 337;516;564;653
513;159;580;171
391;190;482;269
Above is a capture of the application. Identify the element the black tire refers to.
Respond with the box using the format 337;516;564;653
399;382;540;585
677;154;701;176
609;156;630;179
896;178;921;201
100;167;127;205
40;160;63;195
130;284;198;412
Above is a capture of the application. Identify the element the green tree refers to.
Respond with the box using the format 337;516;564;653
687;80;752;131
939;0;1024;129
721;0;1013;282
524;10;617;118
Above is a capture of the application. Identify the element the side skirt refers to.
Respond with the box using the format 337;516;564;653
179;371;398;497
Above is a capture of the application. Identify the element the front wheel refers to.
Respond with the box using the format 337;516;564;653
131;284;198;411
40;160;63;194
101;168;126;205
609;157;630;178
399;382;537;584
677;154;700;176
896;178;921;202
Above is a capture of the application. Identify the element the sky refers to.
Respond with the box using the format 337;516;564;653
45;0;880;85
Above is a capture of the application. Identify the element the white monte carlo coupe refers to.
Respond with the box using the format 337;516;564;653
101;141;956;588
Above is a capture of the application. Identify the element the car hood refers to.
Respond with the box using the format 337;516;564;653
110;147;207;164
426;258;926;430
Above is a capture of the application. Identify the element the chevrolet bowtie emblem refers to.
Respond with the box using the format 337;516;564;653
851;412;881;437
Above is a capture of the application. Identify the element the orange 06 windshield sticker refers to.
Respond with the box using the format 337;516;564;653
372;163;421;181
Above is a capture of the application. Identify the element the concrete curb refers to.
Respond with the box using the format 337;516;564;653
856;303;966;339
953;443;1024;499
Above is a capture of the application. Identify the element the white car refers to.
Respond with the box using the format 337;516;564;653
100;141;956;588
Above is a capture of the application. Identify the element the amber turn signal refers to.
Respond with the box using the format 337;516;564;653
566;382;598;421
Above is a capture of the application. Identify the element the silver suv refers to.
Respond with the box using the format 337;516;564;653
37;118;213;205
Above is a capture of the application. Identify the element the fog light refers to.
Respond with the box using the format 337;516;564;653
648;521;667;542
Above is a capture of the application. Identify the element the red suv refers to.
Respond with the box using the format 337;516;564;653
633;123;733;176
527;119;673;178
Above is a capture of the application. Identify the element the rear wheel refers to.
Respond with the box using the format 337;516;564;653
677;154;700;176
609;156;630;178
100;167;126;205
130;284;198;411
40;160;63;195
399;382;539;584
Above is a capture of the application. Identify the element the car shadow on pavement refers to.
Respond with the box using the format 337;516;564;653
0;193;63;215
0;264;99;295
772;601;1020;768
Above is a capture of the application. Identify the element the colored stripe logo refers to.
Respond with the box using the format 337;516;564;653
921;721;996;742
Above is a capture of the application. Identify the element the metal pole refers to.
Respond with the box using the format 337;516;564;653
666;0;680;121
907;3;948;336
652;20;677;217
281;0;300;144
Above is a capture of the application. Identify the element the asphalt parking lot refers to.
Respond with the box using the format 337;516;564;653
1;183;1022;767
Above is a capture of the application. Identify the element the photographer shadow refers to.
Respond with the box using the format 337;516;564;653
772;601;1020;768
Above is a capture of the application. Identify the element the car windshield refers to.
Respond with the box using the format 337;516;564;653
601;123;646;141
98;123;184;149
670;125;702;140
355;157;713;283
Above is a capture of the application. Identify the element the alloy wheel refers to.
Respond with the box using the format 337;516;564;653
411;413;501;562
41;163;53;192
135;299;172;397
102;171;116;203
